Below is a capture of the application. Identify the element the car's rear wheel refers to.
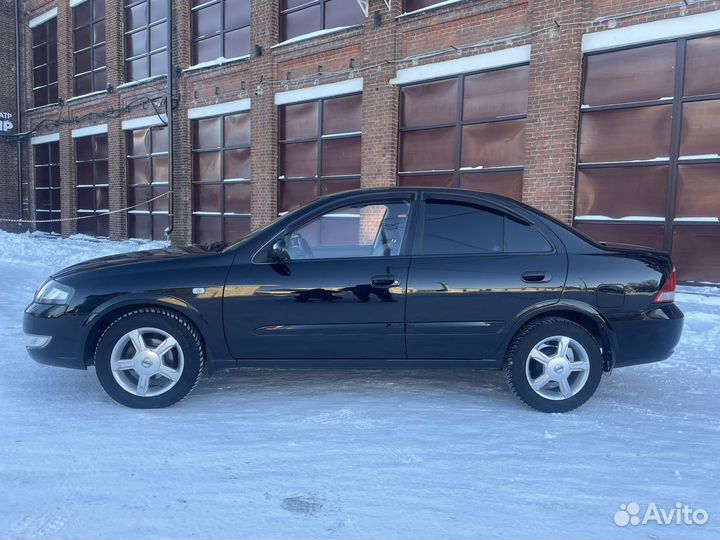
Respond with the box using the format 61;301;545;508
94;308;204;408
504;317;603;413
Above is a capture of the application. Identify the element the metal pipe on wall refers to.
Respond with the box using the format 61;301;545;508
15;0;23;224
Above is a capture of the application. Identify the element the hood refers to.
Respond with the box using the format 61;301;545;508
52;245;213;280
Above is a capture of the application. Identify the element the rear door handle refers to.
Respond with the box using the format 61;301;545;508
522;271;551;283
371;275;400;288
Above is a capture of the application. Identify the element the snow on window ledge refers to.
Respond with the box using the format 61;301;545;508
674;217;720;223
26;103;60;114
117;74;167;90
183;55;251;73
574;215;666;222
398;0;466;19
66;90;107;103
272;25;360;49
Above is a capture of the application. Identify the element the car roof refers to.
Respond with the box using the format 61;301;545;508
314;187;531;219
318;186;518;205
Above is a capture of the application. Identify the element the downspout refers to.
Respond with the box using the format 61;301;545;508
163;0;174;239
15;0;23;224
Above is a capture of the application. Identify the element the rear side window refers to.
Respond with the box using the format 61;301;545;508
421;201;504;255
506;217;553;253
420;200;553;255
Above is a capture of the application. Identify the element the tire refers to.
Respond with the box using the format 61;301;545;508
94;308;204;408
504;317;603;413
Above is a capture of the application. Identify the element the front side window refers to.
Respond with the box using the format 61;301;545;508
126;125;169;240
192;0;250;65
398;65;529;200
192;111;252;245
33;141;61;234
124;0;167;82
32;17;58;107
278;93;362;213
283;201;410;260
420;200;551;256
280;0;364;42
75;134;109;237
73;0;106;95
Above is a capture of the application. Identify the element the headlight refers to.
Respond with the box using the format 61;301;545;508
34;279;74;305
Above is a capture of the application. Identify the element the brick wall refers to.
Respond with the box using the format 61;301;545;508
0;0;20;232
169;0;192;245
4;0;720;243
522;0;584;222
360;0;401;191
249;0;279;230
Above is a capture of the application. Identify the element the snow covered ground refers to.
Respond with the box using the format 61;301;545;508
0;230;718;539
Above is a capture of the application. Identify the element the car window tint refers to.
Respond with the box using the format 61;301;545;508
286;201;410;260
505;216;553;252
421;201;503;255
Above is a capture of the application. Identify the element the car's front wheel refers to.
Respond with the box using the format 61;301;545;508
504;317;603;413
94;308;204;408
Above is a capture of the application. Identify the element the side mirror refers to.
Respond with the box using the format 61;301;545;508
270;238;290;262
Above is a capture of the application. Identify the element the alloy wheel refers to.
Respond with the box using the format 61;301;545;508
110;327;185;397
525;335;591;401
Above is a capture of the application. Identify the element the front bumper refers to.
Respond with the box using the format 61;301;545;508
610;303;684;368
23;305;87;370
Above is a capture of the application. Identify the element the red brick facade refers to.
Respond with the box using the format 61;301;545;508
0;0;21;232
2;0;719;251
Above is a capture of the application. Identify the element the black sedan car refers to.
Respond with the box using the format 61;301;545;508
24;188;683;412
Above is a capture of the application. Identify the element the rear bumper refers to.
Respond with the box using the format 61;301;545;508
23;306;87;370
610;303;684;368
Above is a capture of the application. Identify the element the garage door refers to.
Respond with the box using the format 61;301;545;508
398;64;529;200
575;34;720;283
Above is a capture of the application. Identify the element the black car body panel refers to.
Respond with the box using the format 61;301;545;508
23;188;683;373
24;245;236;370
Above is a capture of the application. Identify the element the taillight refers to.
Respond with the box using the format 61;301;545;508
654;267;677;303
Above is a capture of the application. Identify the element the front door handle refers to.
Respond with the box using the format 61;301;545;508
371;275;400;288
522;271;550;283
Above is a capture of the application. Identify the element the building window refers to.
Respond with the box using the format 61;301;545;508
124;0;167;82
75;134;109;237
192;112;251;245
576;35;720;282
31;17;58;107
278;93;362;213
73;0;106;96
280;0;364;42
33;141;61;234
398;64;529;200
191;0;250;65
126;125;169;240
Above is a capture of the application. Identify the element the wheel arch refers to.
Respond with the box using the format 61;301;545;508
500;301;617;372
81;297;209;369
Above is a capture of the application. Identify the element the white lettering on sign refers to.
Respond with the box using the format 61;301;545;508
0;112;14;132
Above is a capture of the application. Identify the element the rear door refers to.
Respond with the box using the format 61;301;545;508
405;195;567;359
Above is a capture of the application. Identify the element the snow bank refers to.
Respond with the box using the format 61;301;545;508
0;230;168;272
0;232;718;539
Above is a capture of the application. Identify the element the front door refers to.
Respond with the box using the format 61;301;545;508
406;197;567;359
223;197;414;360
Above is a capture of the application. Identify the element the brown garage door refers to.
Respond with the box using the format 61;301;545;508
398;64;529;200
576;34;720;283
